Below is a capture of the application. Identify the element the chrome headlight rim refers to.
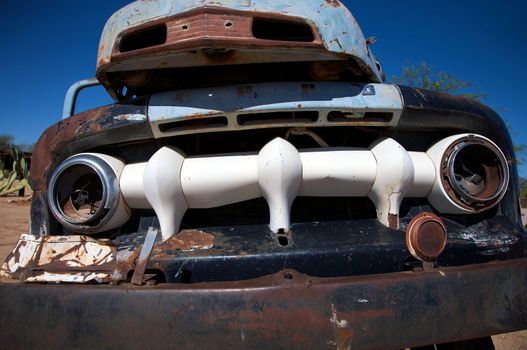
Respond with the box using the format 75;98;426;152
441;135;509;211
48;154;120;232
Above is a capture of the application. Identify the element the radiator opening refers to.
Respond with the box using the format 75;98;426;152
252;18;314;42
238;111;318;126
120;24;167;53
180;197;377;229
159;116;228;133
327;111;393;123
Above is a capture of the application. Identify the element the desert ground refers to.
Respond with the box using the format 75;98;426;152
0;196;525;349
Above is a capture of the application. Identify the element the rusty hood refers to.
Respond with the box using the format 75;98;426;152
96;0;383;98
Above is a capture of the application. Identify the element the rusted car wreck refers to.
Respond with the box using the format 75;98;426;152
1;0;526;349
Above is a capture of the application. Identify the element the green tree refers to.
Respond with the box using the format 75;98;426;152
0;134;34;154
520;178;527;198
392;62;486;101
514;145;526;166
17;143;35;153
0;134;14;151
392;62;526;167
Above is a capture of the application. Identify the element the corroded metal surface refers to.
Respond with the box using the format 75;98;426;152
397;85;521;226
8;0;525;345
29;102;151;192
112;8;325;60
1;234;116;283
131;227;159;285
154;229;215;252
0;259;526;349
25;271;111;283
405;212;447;262
148;82;403;138
96;0;383;86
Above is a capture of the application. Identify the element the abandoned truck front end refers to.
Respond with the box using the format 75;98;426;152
1;0;526;349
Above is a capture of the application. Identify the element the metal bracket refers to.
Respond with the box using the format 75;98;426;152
131;227;159;286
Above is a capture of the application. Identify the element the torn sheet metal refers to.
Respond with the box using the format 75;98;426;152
1;234;116;283
131;228;159;285
25;272;111;284
0;234;41;277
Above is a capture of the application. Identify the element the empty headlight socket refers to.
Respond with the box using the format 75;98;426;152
440;135;509;211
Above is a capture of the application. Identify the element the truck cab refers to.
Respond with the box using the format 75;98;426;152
1;1;526;349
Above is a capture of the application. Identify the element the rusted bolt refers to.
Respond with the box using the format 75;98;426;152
406;212;447;262
284;272;294;280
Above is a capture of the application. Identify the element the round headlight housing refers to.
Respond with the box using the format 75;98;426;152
48;153;130;233
441;136;509;211
427;134;509;214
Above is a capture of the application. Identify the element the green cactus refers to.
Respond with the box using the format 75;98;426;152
0;170;17;193
0;146;31;197
0;178;28;196
21;157;28;179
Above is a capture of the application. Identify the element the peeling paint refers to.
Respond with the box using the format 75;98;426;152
2;234;41;275
154;229;214;252
25;271;111;283
330;304;349;328
113;114;147;121
96;0;384;99
1;234;116;283
324;0;341;7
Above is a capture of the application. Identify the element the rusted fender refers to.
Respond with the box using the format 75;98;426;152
0;259;526;349
29;101;152;191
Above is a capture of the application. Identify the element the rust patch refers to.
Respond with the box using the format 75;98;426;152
310;61;351;80
154;229;214;252
325;0;342;7
113;248;140;281
440;136;507;212
2;234;117;283
29;103;149;192
109;8;325;66
388;213;398;229
330;303;357;349
2;262;527;348
36;235;116;272
131;228;159;285
406;212;447;262
98;7;332;94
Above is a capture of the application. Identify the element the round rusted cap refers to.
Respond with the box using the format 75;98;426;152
406;212;448;262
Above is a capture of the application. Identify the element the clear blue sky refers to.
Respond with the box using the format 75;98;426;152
1;1;526;176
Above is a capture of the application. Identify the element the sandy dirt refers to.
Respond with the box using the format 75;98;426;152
0;197;525;348
0;196;31;263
